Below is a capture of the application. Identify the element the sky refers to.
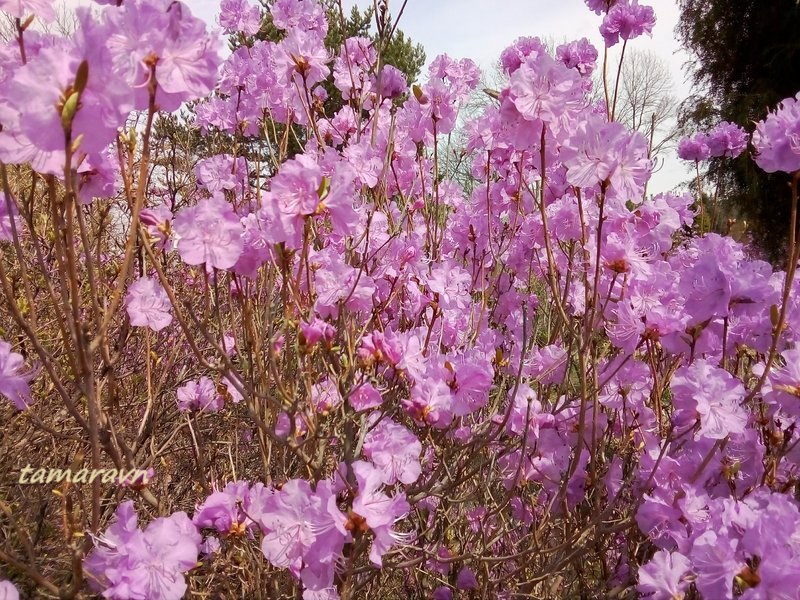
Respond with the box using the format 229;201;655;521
64;0;696;193
333;0;695;193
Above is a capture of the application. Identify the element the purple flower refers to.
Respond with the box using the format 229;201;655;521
671;360;747;440
677;133;712;161
0;194;22;242
0;339;39;410
456;566;478;590
508;53;584;125
102;0;221;112
563;118;653;198
194;154;248;194
349;461;410;566
585;0;617;14
0;580;19;600
377;64;407;98
432;587;453;600
0;0;55;22
637;550;692;600
347;382;383;412
194;481;255;535
140;203;173;250
691;530;743;600
500;36;547;75
752;92;800;173
556;38;598;77
255;478;349;587
600;1;656;48
707;121;748;158
125;276;173;332
218;0;261;35
270;0;327;33
173;196;243;270
199;536;221;557
177;376;224;413
362;416;422;485
300;318;336;347
84;501;201;600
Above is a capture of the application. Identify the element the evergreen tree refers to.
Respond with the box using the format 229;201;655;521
677;0;800;263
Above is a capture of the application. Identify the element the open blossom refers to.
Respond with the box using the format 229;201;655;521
349;461;410;567
637;550;692;599
0;339;39;410
84;501;201;600
362;416;422;485
677;133;712;161
125;276;173;332
600;1;656;47
194;154;249;194
194;481;256;535
102;0;221;112
140;204;173;250
563;118;652;198
556;38;598;77
218;0;261;35
0;0;55;22
173;196;243;270
670;360;747;439
752;92;800;173
255;478;349;593
0;580;18;600
707;121;748;158
177;376;224;413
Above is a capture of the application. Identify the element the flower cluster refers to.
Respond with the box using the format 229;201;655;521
1;0;800;598
83;501;201;600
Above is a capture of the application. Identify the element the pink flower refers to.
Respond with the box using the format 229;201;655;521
0;0;55;22
173;196;243;270
194;481;256;535
84;501;201;600
125;276;173;332
140;203;173;250
218;0;261;35
707;121;748;158
194;154;248;194
600;1;656;48
102;0;221;112
752;92;800;173
677;133;711;161
363;416;422;485
564;118;652;198
637;550;693;600
508;53;585;126
0;194;22;241
671;360;748;440
0;339;39;410
500;36;547;75
0;580;19;600
347;382;383;412
300;318;336;347
349;461;410;566
255;479;348;583
176;376;224;413
556;38;599;77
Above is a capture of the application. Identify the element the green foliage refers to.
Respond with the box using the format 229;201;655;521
677;0;800;263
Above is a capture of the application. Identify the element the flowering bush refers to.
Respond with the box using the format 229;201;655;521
1;0;800;598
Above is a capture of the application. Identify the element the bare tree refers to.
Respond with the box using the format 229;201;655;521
613;48;679;160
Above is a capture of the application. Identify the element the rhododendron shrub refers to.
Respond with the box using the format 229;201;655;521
1;0;800;598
